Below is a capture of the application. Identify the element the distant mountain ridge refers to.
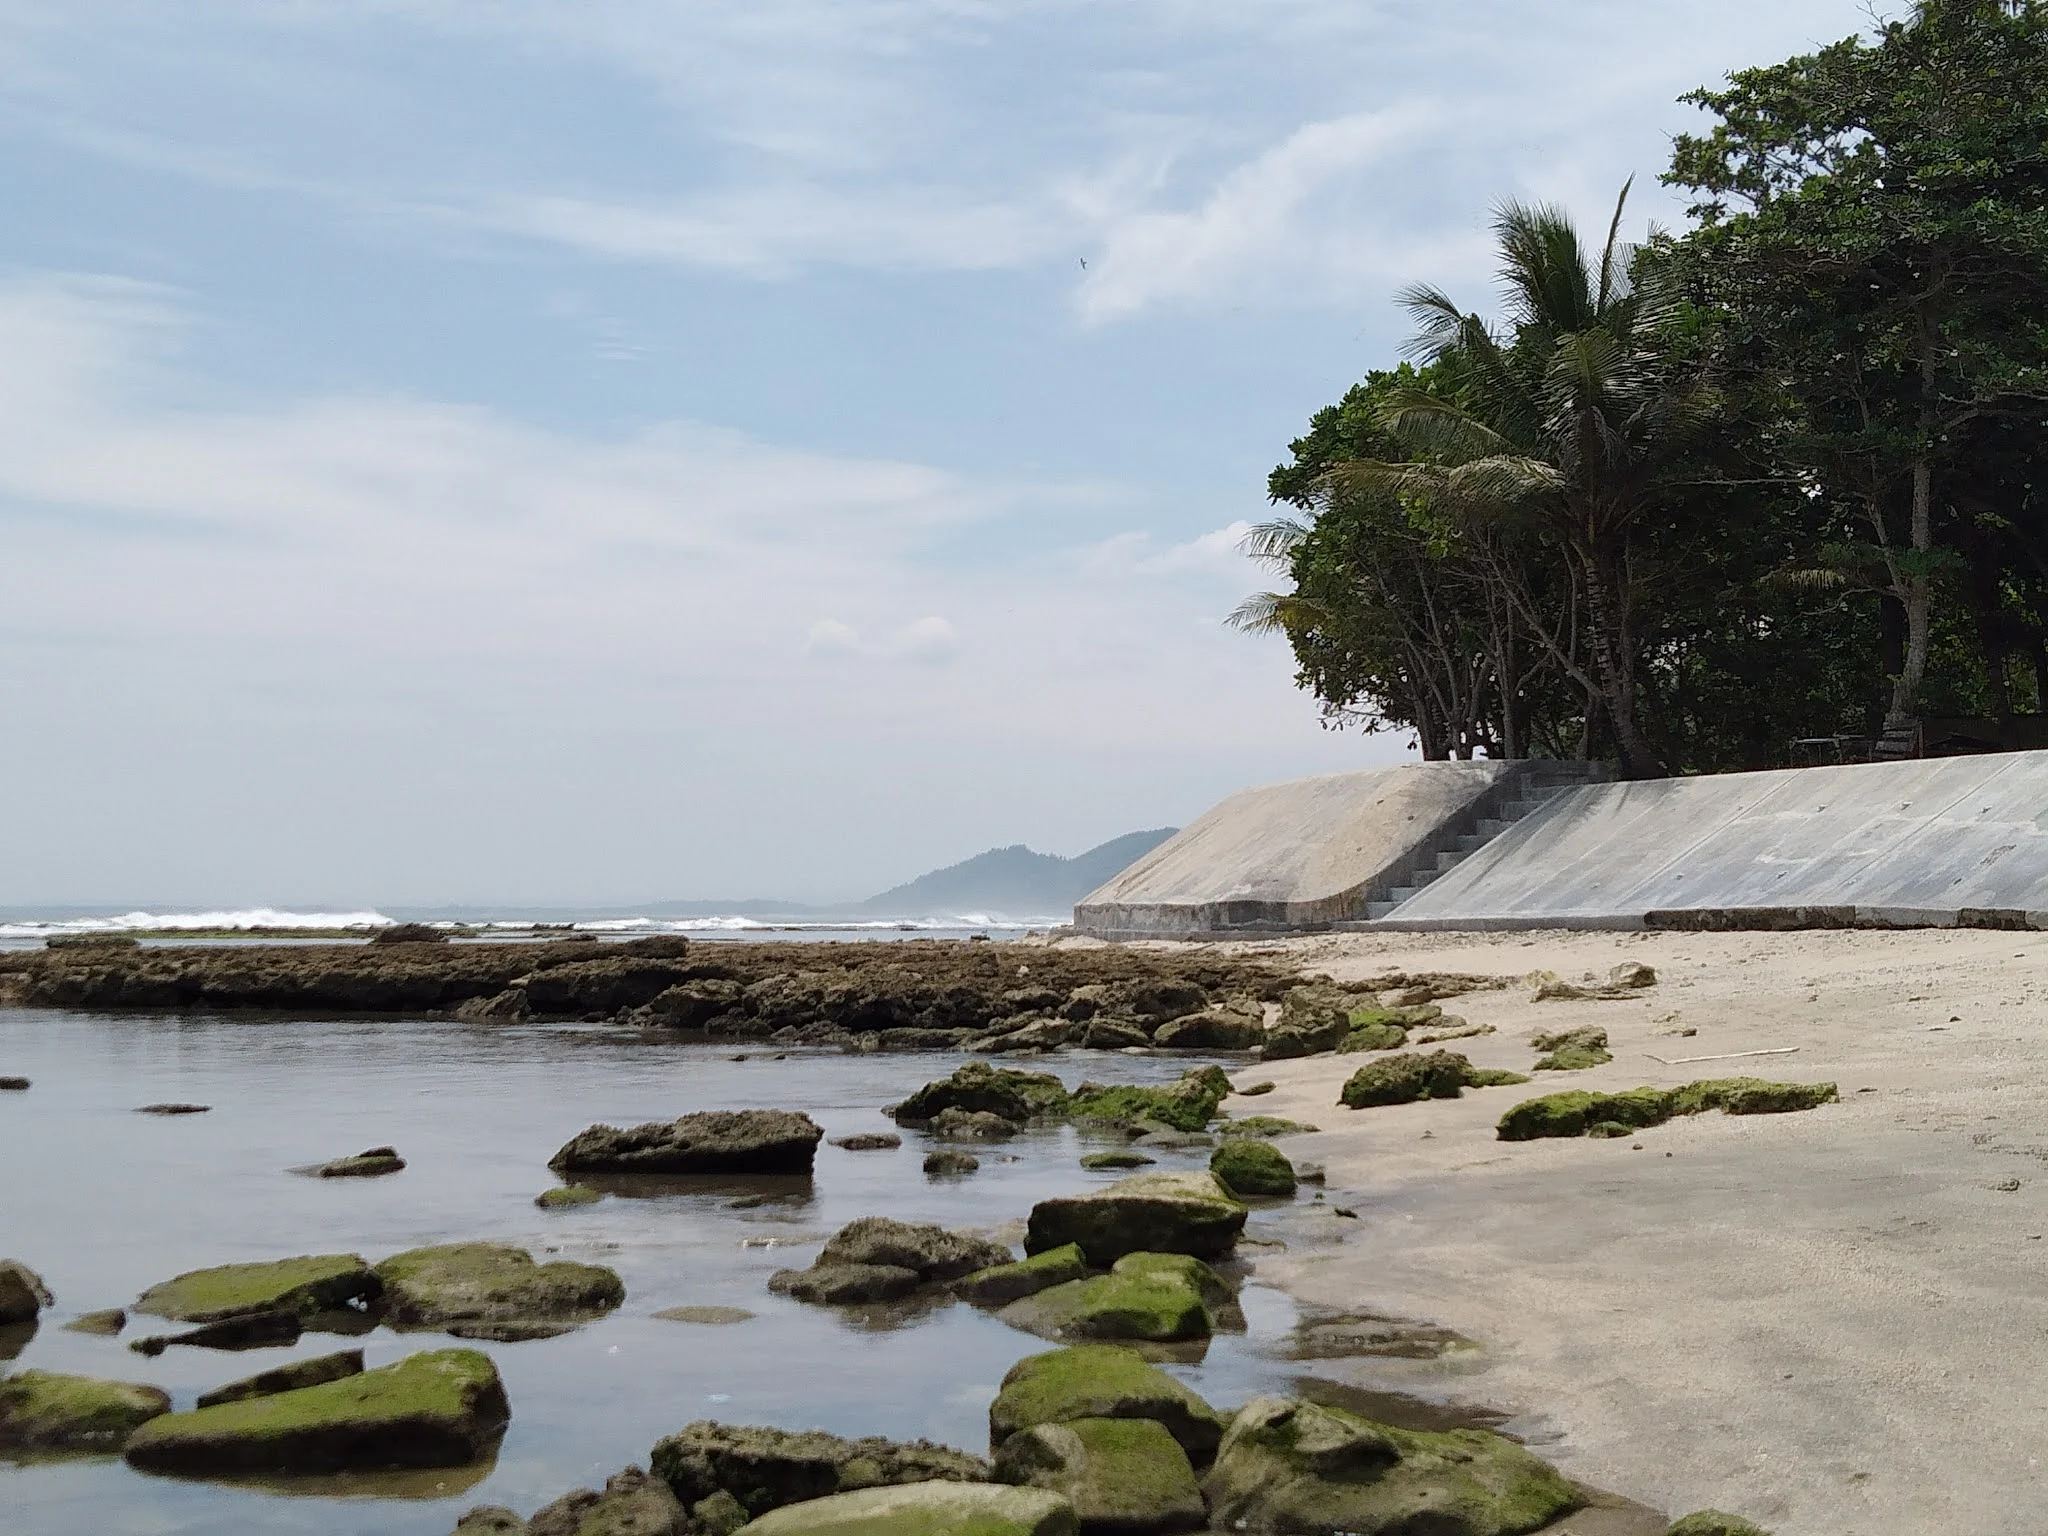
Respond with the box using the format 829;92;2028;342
855;828;1178;917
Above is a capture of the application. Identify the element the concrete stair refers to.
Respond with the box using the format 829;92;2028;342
1358;766;1603;919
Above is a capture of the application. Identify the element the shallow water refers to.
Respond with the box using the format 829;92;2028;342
0;1009;1396;1534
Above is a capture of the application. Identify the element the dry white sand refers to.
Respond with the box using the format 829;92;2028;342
1185;926;2048;1536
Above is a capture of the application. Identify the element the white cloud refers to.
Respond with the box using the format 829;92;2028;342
890;616;959;665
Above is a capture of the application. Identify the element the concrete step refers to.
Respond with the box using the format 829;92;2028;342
1363;899;1402;919
1435;850;1467;871
1456;833;1490;852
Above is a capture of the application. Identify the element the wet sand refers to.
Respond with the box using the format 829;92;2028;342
1175;925;2048;1536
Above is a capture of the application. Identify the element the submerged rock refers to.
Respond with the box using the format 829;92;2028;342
306;1146;406;1178
535;1184;604;1210
374;1243;623;1332
63;1308;126;1337
955;1245;1089;1308
525;1464;687;1536
0;1260;52;1325
0;1076;27;1090
1201;1395;1579;1536
892;1062;1071;1126
768;1263;922;1305
1495;1079;1840;1141
653;1306;754;1326
994;1415;1206;1534
989;1346;1225;1462
1209;1140;1296;1199
130;1308;301;1356
0;1369;171;1452
135;1254;380;1323
125;1347;509;1477
135;1102;210;1115
924;1149;981;1176
1078;1151;1154;1171
928;1107;1019;1141
551;1109;824;1176
739;1482;1074;1536
649;1419;989;1527
197;1349;365;1408
1026;1172;1246;1266
829;1133;902;1151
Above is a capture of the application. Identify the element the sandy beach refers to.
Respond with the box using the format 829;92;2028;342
1145;926;2048;1535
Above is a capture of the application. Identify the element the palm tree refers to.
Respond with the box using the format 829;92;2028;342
1331;183;1706;778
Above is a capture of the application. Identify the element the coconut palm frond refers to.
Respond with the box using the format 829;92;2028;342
1227;590;1329;634
1238;517;1311;565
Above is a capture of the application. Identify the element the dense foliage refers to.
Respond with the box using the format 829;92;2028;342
1242;1;2048;775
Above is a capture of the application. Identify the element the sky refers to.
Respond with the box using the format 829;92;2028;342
0;0;1880;908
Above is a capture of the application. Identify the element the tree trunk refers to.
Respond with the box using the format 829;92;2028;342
1888;454;1934;726
1581;551;1663;778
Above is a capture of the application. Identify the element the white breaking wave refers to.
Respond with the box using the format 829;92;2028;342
0;908;396;939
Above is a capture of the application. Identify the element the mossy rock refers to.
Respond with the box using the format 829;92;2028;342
535;1184;603;1210
815;1217;1011;1282
1666;1513;1772;1536
1026;1172;1246;1266
1068;1070;1227;1134
1496;1079;1838;1141
770;1263;922;1305
134;1254;379;1323
308;1146;406;1178
893;1063;1071;1126
737;1482;1076;1536
994;1415;1204;1534
124;1348;508;1476
650;1420;988;1522
0;1260;51;1325
989;1345;1225;1462
525;1464;685;1535
1530;1026;1612;1072
1109;1253;1234;1315
0;1369;170;1452
997;1272;1210;1345
1079;1151;1155;1171
374;1243;623;1330
956;1245;1090;1308
1153;1008;1264;1051
1202;1395;1579;1536
1210;1140;1296;1199
1338;1051;1479;1110
1216;1116;1319;1139
197;1349;365;1409
1338;1023;1408;1054
1262;990;1354;1060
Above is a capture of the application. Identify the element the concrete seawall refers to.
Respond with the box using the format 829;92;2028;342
1377;751;2048;931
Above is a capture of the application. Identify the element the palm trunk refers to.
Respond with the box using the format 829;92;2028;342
1889;325;1938;725
1582;552;1663;778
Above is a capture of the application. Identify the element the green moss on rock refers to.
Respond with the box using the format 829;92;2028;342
893;1063;1072;1126
993;1415;1204;1534
535;1185;603;1210
1666;1513;1772;1536
1216;1116;1319;1138
956;1245;1090;1308
134;1254;379;1323
123;1348;508;1476
1025;1172;1246;1266
1209;1140;1296;1199
1079;1150;1155;1171
1068;1070;1227;1133
996;1272;1211;1345
1109;1253;1234;1314
196;1349;365;1409
1202;1395;1579;1536
650;1420;988;1523
374;1243;624;1330
736;1482;1076;1536
0;1369;170;1452
1530;1026;1612;1072
1497;1079;1839;1141
1338;1051;1483;1109
988;1345;1225;1462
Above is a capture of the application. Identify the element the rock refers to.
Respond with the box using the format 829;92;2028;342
1495;1079;1840;1141
125;1347;509;1476
308;1146;406;1178
769;1264;923;1304
1415;1021;1494;1044
1108;1254;1234;1317
738;1483;1075;1536
1338;1052;1526;1110
64;1308;126;1336
1152;1008;1264;1051
1233;1080;1275;1097
1081;1019;1152;1051
1068;1069;1228;1133
46;933;139;949
452;1507;529;1534
816;1217;1011;1282
830;1133;902;1151
536;1184;604;1209
1026;1172;1246;1266
1210;1140;1296;1199
135;1254;380;1323
369;922;449;945
997;1271;1210;1345
929;1107;1019;1141
989;1345;1226;1462
1337;1021;1408;1053
131;1309;301;1356
374;1243;624;1331
197;1349;365;1408
1529;1026;1612;1072
0;1076;27;1090
1262;989;1355;1060
1216;1116;1319;1138
550;1109;824;1175
0;1369;171;1451
994;1416;1205;1534
1665;1514;1771;1536
893;1062;1071;1126
974;1018;1080;1053
527;1464;687;1536
136;1102;210;1114
1079;1151;1154;1171
0;1260;53;1324
925;1150;981;1175
1130;1129;1212;1151
456;989;533;1022
1609;962;1657;990
654;1306;754;1325
1294;1162;1327;1185
649;1420;989;1526
622;935;692;958
1201;1395;1580;1536
955;1244;1090;1308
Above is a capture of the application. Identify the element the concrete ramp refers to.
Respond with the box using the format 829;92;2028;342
1381;751;2048;931
1074;762;1587;939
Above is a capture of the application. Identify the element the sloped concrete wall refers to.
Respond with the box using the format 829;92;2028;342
1073;762;1524;938
1383;752;2048;931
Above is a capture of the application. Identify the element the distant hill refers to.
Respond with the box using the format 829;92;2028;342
856;829;1178;917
